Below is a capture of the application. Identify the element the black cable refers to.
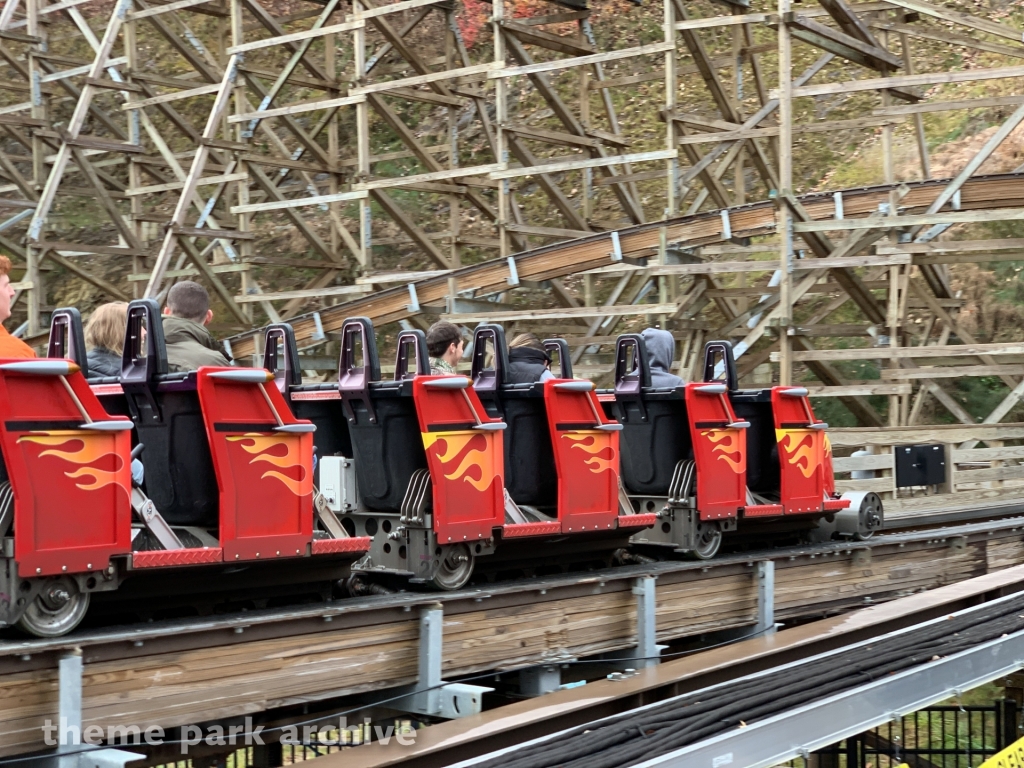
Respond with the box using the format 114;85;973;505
483;594;1024;768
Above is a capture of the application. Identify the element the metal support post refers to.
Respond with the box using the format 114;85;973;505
519;665;562;697
392;604;492;719
58;650;83;768
755;560;776;635
634;576;663;668
51;649;142;768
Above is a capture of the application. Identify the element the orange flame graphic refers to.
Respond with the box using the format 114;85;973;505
561;433;616;474
422;431;497;492
700;429;745;473
775;430;821;479
17;432;126;491
227;433;312;495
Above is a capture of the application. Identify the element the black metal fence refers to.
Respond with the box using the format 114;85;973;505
783;700;1019;768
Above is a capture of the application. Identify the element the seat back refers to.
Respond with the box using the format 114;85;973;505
120;299;217;527
268;323;353;469
47;307;89;377
413;376;504;542
339;318;425;511
614;334;690;495
263;323;302;397
771;386;829;514
685;382;747;520
395;329;430;380
471;324;509;395
197;368;315;560
544;380;620;529
472;324;555;508
544;338;572;379
701;340;738;392
0;360;132;576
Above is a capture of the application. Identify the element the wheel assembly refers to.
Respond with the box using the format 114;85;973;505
853;492;884;541
691;520;723;560
429;544;475;591
17;577;90;637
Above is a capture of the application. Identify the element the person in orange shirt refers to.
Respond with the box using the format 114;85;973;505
0;254;35;359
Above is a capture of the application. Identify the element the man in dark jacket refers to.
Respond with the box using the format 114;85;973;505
161;281;231;372
641;327;682;388
507;333;554;384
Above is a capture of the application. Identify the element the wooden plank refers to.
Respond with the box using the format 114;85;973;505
226;19;365;55
675;12;768;30
673;114;903;144
353;163;504;191
794;208;1024;232
648;254;909;275
829;424;1024;447
807;383;911;397
122;83;234;111
235;284;371;303
787;64;1024;98
127;0;224;19
490;42;675;80
230;190;367;214
490;149;676;180
784;342;1024;362
444;303;678;322
881;364;1024;380
350;61;499;97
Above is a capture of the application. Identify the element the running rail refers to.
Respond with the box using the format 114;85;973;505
3;516;1024;757
336;563;1024;768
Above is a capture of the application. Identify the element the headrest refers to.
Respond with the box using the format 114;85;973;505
47;307;88;376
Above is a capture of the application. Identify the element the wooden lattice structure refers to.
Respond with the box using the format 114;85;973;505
0;0;1022;429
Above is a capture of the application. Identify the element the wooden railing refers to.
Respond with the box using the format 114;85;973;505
829;424;1024;520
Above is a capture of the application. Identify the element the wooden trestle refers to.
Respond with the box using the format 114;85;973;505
0;0;1020;427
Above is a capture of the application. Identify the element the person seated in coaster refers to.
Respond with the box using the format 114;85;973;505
0;255;34;359
161;281;231;372
507;333;554;384
642;327;683;388
85;301;128;378
427;320;464;376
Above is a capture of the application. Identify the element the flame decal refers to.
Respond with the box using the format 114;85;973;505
776;429;821;479
17;432;126;491
700;429;745;473
227;433;312;495
561;433;617;474
422;431;498;492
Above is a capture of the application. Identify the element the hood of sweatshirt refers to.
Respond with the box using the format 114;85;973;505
641;327;676;373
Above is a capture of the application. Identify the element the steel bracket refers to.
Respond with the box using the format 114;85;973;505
390;605;493;718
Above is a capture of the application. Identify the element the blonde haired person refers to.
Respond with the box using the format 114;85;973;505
85;301;128;378
507;332;554;384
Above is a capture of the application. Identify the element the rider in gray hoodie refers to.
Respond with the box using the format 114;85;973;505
641;327;683;388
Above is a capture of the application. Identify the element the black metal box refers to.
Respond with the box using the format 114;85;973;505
894;444;946;488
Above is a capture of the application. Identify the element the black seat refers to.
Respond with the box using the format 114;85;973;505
119;299;218;527
614;334;692;496
266;323;353;472
472;324;556;509
700;339;779;494
338;318;426;511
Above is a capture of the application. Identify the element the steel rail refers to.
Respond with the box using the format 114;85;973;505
334;563;1024;768
0;514;1020;665
3;515;1024;758
225;172;1024;358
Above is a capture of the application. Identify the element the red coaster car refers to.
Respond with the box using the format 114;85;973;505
614;337;882;559
0;303;370;636
325;319;652;590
